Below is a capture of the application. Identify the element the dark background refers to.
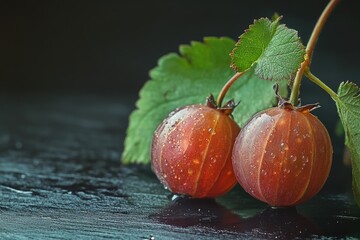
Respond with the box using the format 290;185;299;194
1;0;358;96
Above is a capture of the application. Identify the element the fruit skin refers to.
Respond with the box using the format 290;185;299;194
232;104;332;207
151;101;240;198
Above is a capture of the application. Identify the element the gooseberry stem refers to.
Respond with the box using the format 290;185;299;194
304;68;339;101
289;0;341;106
217;71;247;107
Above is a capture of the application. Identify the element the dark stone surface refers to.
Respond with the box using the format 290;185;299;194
0;94;359;239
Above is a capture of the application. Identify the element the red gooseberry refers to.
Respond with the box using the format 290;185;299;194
232;101;332;207
151;96;240;198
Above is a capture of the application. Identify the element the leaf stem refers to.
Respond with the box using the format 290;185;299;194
289;0;341;105
304;68;339;101
217;71;246;107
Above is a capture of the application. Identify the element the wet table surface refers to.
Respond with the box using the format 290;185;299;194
0;93;359;239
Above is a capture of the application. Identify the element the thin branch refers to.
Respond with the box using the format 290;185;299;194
289;0;341;105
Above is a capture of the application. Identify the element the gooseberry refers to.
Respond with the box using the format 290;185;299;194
151;96;240;198
232;100;332;207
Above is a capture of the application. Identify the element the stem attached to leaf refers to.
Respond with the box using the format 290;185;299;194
217;71;247;107
289;0;341;106
304;68;339;101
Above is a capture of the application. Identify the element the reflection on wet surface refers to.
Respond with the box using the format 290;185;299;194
150;193;360;239
150;196;243;229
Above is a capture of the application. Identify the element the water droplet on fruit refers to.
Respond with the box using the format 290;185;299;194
270;152;275;159
283;168;291;174
301;156;309;167
290;155;297;162
280;142;289;151
208;128;212;132
302;133;311;139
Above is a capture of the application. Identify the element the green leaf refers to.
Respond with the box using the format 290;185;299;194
122;37;287;164
230;17;305;82
335;81;360;206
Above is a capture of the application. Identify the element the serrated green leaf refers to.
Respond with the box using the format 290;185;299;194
231;17;305;82
122;37;287;164
335;81;360;206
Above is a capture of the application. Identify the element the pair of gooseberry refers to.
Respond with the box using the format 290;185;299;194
151;88;332;207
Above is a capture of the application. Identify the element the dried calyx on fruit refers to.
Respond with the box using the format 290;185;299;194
151;95;240;198
232;85;333;207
